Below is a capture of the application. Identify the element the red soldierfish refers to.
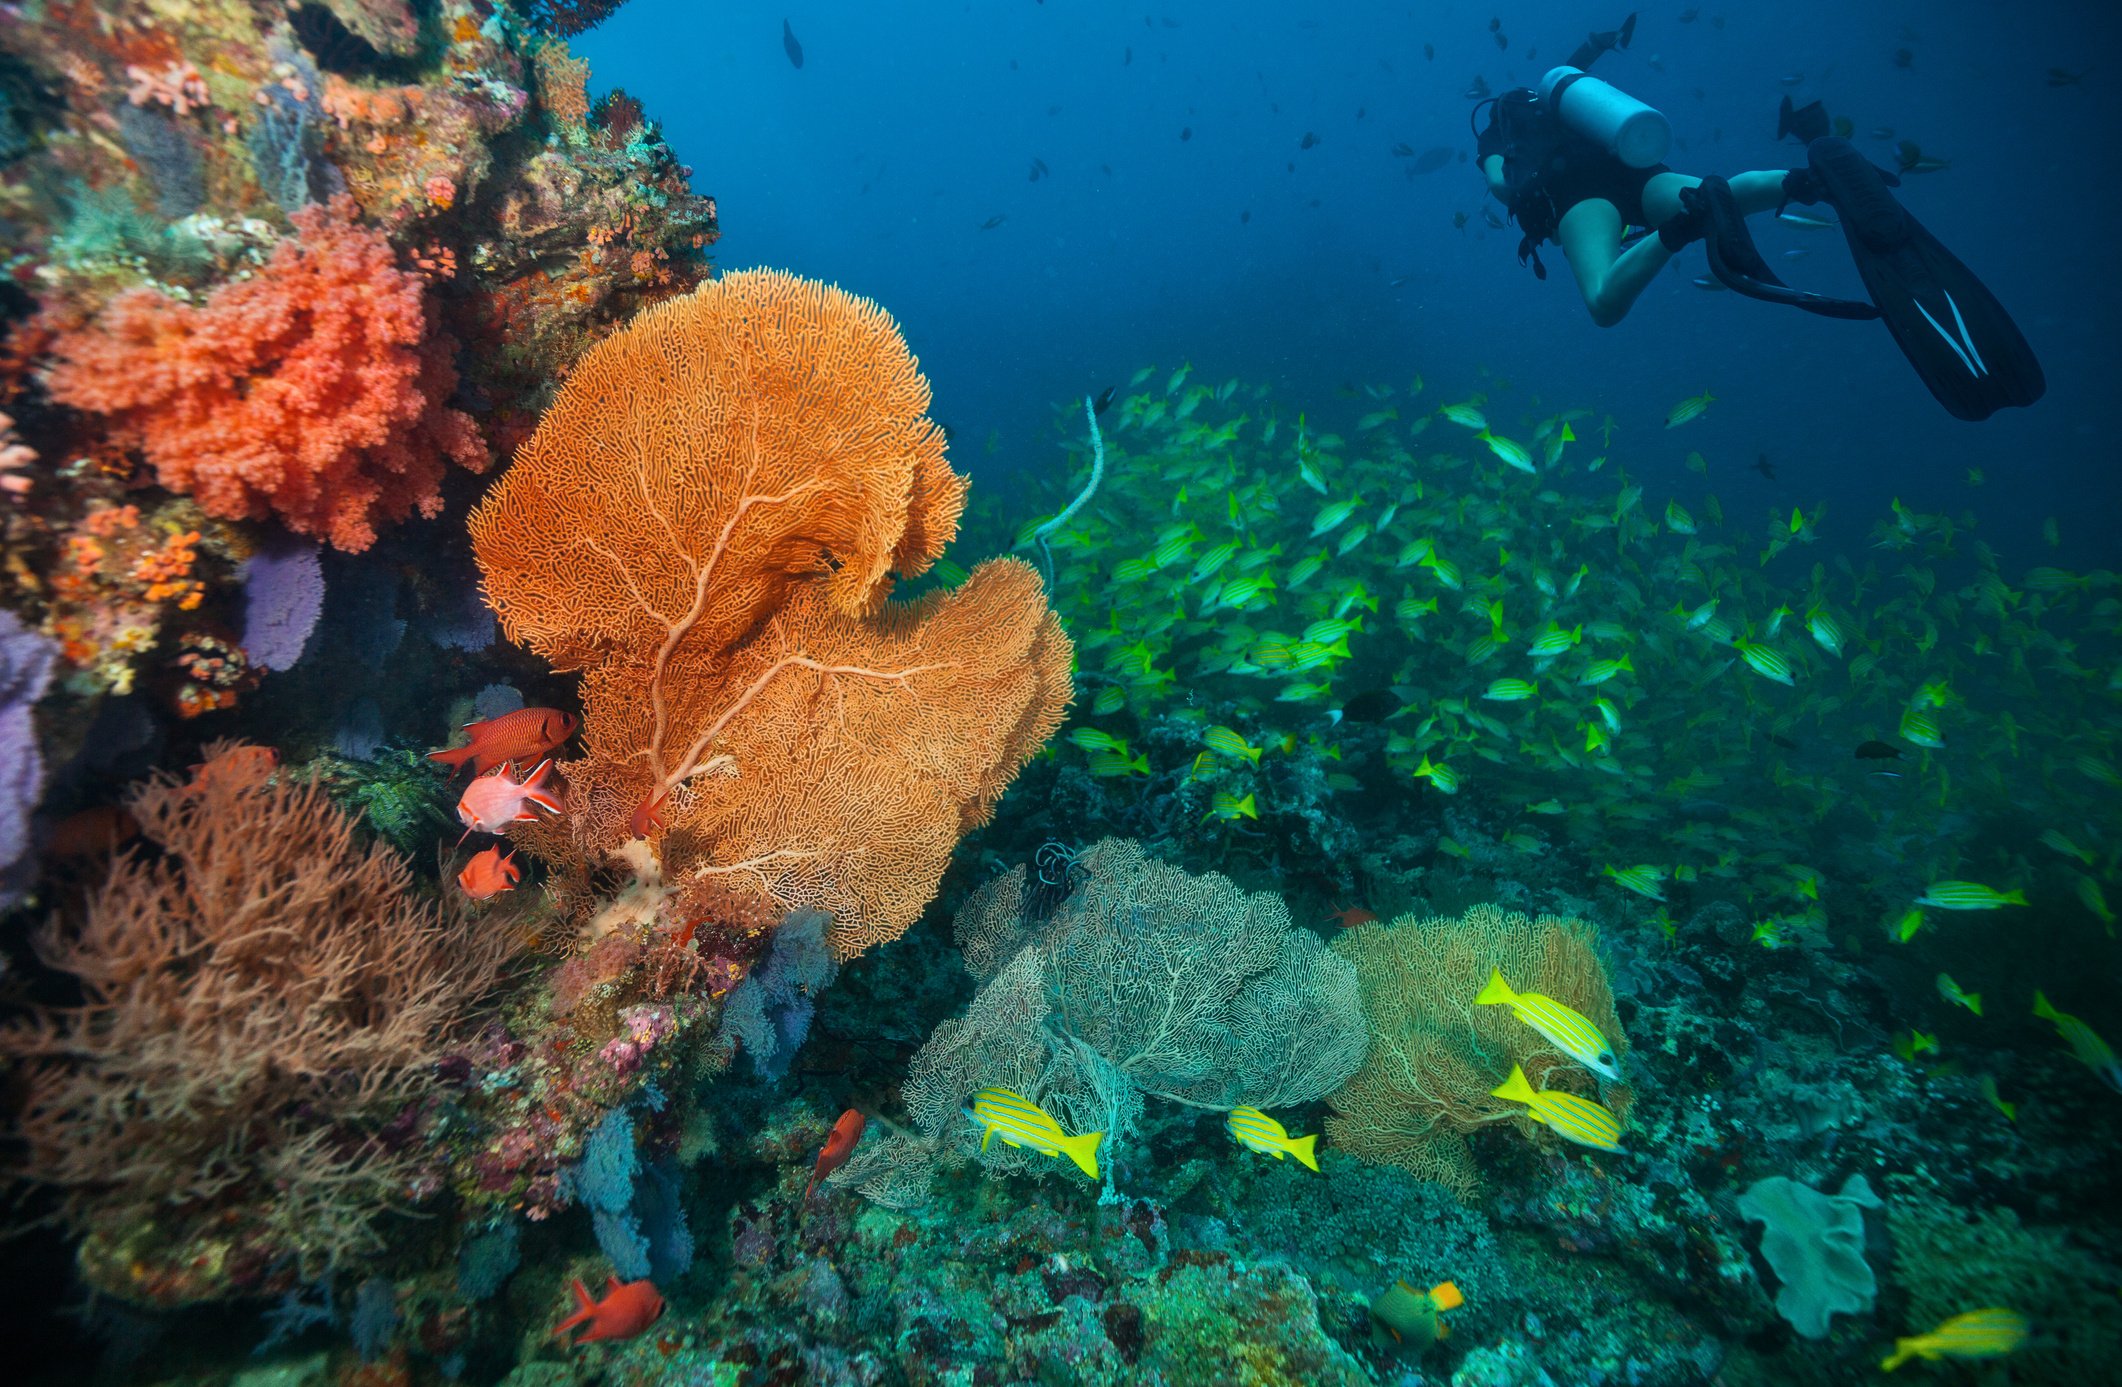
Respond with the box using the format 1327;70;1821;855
457;844;521;899
806;1109;867;1200
552;1276;664;1345
456;759;563;836
428;707;579;777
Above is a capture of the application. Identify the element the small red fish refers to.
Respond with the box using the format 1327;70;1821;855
456;758;563;837
806;1108;867;1201
1324;902;1379;930
458;844;521;899
429;707;579;777
629;789;670;840
553;1275;664;1345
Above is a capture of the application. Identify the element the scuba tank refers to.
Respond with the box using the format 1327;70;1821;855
1537;65;1670;168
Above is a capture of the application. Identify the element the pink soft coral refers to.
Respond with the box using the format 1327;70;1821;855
46;196;489;551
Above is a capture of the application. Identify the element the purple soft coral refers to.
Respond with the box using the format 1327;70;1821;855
1;609;59;909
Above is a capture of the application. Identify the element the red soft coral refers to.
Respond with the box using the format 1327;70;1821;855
46;196;489;551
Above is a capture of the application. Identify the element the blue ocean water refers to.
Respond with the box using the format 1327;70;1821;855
580;0;2120;565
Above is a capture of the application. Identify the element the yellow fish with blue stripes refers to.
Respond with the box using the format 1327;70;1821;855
1475;968;1621;1080
1489;1065;1624;1152
1880;1307;2028;1371
966;1088;1103;1179
1225;1107;1321;1172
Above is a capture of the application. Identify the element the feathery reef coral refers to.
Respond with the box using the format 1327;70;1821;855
470;268;1072;960
1326;904;1627;1199
0;743;517;1306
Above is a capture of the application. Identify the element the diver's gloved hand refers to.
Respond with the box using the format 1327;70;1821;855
1780;167;1827;207
1658;184;1713;252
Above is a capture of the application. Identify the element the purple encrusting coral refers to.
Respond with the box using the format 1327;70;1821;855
239;537;326;672
0;611;58;910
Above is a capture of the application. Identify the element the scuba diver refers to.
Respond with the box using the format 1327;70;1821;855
1472;13;2043;421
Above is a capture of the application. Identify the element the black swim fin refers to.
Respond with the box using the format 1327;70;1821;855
1802;137;2044;420
1778;96;1830;145
1568;12;1637;69
1689;176;1881;321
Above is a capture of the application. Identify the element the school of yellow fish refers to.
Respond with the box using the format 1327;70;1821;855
965;363;2118;1094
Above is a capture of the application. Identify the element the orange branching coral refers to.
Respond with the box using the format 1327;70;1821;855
471;270;1070;957
44;196;489;552
1326;905;1629;1199
0;743;517;1305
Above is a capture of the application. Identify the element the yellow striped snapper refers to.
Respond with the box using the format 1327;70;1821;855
1880;1309;2028;1372
1482;678;1538;702
1397;593;1439;625
1475;968;1620;1078
1413;755;1459;794
1203;790;1259;822
1394;536;1435;569
967;1087;1103;1178
1188;540;1240;584
1541;420;1576;468
1664;389;1714;428
1207;572;1277;612
1301;616;1364;644
1086;748;1151;778
1935;973;1982;1015
1898;706;1944;748
1527;624;1582;658
1489;1064;1624;1151
1439;400;1487;430
1734;638;1796;686
1602;863;1668;901
1066;728;1129;755
1203;726;1264;764
1665;500;1697;534
1418;551;1461;590
1805;607;1845;657
1334;521;1372;556
1287;547;1330;588
1310;496;1362;538
1287;636;1350;672
1578;654;1634;685
2033;990;2122;1092
1225;1107;1320;1171
1916;880;2025;910
1476;428;1536;474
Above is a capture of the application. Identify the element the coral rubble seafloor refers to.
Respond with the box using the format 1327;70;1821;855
0;3;2117;1387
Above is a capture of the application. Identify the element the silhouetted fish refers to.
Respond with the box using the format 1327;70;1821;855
1300;131;1321;149
1409;146;1454;174
782;18;803;69
1855;740;1902;762
1092;387;1116;416
978;214;1007;230
1464;76;1491;100
1335;689;1402;724
1751;454;1777;481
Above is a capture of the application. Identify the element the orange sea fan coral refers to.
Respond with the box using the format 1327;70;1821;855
44;196;489;552
471;270;1070;957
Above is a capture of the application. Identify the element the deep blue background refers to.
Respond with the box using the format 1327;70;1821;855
578;1;2121;569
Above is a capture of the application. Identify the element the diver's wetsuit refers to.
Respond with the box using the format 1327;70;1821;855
1475;108;1669;235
